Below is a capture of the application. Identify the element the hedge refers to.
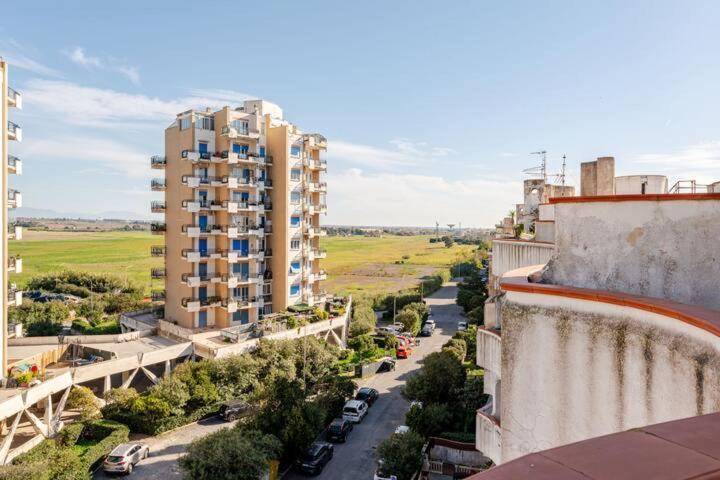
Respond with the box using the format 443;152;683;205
72;318;121;335
103;403;219;435
78;420;130;471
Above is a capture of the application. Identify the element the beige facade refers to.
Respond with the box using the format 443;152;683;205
152;100;327;330
1;60;24;377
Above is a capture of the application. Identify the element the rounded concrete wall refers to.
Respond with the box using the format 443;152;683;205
500;290;720;462
614;175;668;194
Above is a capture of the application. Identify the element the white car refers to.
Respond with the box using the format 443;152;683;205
376;326;399;336
103;442;150;474
425;319;436;330
342;399;369;423
394;425;410;434
458;321;468;331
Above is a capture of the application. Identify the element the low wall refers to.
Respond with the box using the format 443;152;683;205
499;267;720;462
9;329;156;347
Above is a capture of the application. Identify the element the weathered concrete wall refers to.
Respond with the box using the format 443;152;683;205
500;290;720;462
545;198;720;310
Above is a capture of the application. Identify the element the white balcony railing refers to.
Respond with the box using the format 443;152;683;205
476;411;502;465
7;155;21;175
8;189;21;208
477;327;502;379
7;87;22;109
7;121;22;142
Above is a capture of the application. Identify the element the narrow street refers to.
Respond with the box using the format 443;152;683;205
287;281;462;480
98;281;462;480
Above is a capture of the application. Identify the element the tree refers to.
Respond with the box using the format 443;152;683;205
211;354;261;401
402;302;429;321
179;427;281;480
67;386;100;421
131;395;173;422
171;361;219;410
103;388;139;417
376;431;425;480
149;375;190;415
442;338;467;362
403;351;466;405
405;403;453;438
396;310;420;335
443;237;455;248
77;299;105;325
461;376;487;412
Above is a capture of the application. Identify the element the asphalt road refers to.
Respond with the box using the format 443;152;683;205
287;281;461;480
97;281;461;480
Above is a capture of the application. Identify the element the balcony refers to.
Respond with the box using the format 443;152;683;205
151;290;166;302
314;270;328;282
150;155;166;169
303;226;316;238
7;87;22;109
221;273;262;289
181;150;212;163
151;201;166;213
222;224;262;238
7;155;22;175
8;287;22;307
304;133;327;150
151;178;166;191
182;273;221;288
477;327;502;377
182;248;223;262
151;222;166;235
182;175;222;188
223;248;262;263
261;179;273;190
181;199;209;213
150;268;166;279
8;256;22;274
220;125;260;140
308;158;327;171
150;245;166;257
7;121;22;142
476;411;502;465
182;296;221;312
222;176;258;189
313;249;327;260
7;189;21;208
182;224;222;237
7;225;22;240
221;296;259;313
264;248;273;258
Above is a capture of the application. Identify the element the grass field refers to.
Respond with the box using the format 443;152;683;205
321;235;475;297
10;230;161;292
9;231;473;298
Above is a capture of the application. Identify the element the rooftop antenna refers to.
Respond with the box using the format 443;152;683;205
559;155;567;194
523;150;547;182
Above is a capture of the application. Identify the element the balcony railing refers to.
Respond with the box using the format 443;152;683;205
8;256;22;273
151;290;166;301
181;150;212;162
7;87;22;109
263;179;273;188
7;189;21;208
7;155;21;175
7;121;22;141
151;201;166;213
8;287;22;306
182;224;223;236
150;222;166;234
264;248;273;257
151;178;166;191
222;176;258;188
182;296;221;308
151;155;167;169
220;125;260;139
8;224;22;240
150;245;166;257
150;268;166;279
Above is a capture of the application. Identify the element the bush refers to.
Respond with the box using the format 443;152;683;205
467;305;485;325
403;302;430;322
79;420;130;471
442;338;467;362
27;271;129;294
54;283;92;298
376;431;425;480
384;335;399;349
406;403;453;438
395;310;420;335
180;428;282;480
10;301;70;336
403;351;466;405
67;386;100;421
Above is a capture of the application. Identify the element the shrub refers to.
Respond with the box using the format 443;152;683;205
403;351;466;405
403;302;430;321
384;335;399;349
67;386;100;421
442;338;467;362
376;431;425;480
467;305;485;325
180;428;282;480
406;403;453;438
395;310;420;335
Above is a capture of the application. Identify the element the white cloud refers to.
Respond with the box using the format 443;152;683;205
331;138;455;170
633;142;720;185
0;39;59;77
16;136;153;179
324;168;520;227
65;47;101;67
20;79;255;127
115;65;140;85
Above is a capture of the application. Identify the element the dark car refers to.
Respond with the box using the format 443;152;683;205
326;418;353;443
294;441;334;475
355;387;379;407
218;399;252;422
378;358;396;373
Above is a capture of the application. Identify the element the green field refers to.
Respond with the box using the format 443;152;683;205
321;235;474;297
10;230;162;292
9;231;473;297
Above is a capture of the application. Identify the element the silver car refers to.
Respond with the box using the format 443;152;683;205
103;442;150;474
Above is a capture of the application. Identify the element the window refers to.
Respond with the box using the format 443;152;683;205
290;284;300;296
198;142;208;154
291;239;301;250
290;262;301;273
232;143;249;154
290;169;301;181
179;118;190;130
291;146;301;157
290;191;301;204
196;116;214;131
259;146;266;157
290;216;301;226
231;120;249;134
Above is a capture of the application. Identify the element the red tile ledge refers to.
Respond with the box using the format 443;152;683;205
500;265;720;338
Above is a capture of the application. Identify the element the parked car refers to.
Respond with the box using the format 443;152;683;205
326;418;354;442
294;441;334;475
425;318;436;330
396;343;412;359
218;399;252;422
458;321;468;331
342;399;369;423
378;357;396;372
103;442;150;474
420;324;433;337
376;326;399;336
395;425;410;434
355;387;379;407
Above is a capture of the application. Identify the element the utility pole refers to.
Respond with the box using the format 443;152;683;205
435;221;439;240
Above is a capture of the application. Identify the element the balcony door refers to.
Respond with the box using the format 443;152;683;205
198;190;208;208
198;286;208;300
198;238;208;256
198;142;208;154
198;215;208;231
233;310;249;325
198;311;208;328
198;263;208;279
233;286;249;300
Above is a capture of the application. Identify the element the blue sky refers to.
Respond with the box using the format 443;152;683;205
3;0;719;226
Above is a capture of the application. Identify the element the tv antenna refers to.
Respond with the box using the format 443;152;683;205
447;224;455;233
523;150;547;182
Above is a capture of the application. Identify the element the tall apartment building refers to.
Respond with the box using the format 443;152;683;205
0;60;24;377
151;100;328;330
